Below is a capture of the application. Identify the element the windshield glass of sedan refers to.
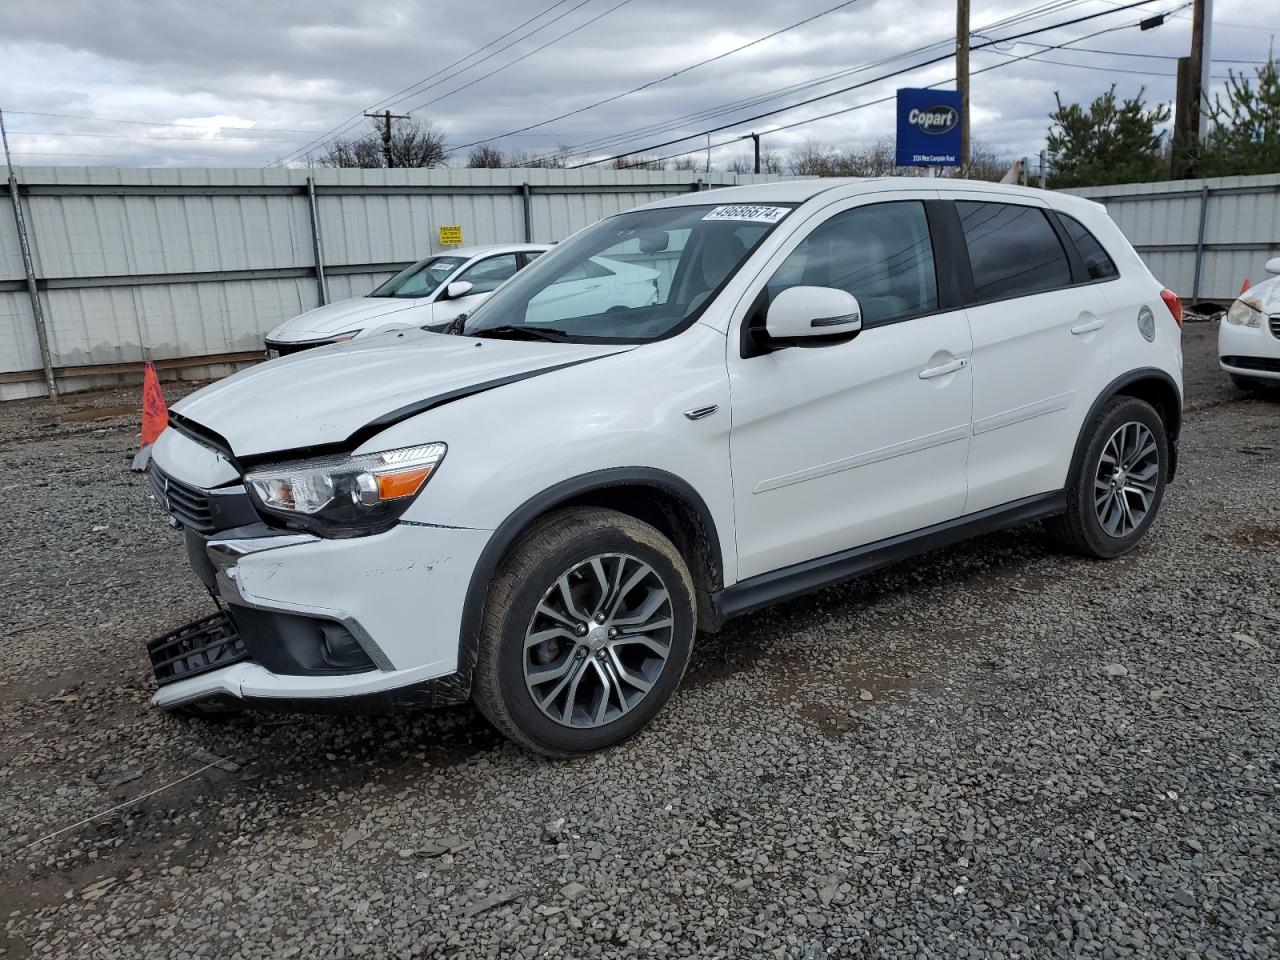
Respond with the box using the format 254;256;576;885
463;204;791;342
368;256;466;299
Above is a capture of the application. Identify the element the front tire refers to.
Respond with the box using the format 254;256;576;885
472;507;696;756
1047;396;1169;559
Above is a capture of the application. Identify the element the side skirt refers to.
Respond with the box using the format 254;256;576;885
710;491;1067;626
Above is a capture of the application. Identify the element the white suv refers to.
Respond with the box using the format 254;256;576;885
146;178;1184;755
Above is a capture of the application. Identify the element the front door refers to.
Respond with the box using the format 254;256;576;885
728;195;973;581
432;253;521;327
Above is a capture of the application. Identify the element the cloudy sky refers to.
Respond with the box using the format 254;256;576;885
2;0;1274;170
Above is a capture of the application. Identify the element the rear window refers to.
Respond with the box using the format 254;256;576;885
1059;214;1119;280
958;201;1072;301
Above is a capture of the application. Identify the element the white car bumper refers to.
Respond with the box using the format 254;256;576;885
151;522;491;711
1219;314;1280;381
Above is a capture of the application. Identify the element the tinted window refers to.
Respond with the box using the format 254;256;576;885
457;254;520;294
1059;214;1118;280
958;201;1071;300
768;201;938;326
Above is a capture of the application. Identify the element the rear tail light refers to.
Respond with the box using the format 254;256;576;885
1160;289;1182;328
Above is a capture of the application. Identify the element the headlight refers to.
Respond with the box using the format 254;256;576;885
328;329;362;343
245;443;446;537
1225;298;1263;327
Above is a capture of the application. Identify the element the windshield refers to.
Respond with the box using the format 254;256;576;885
462;203;792;343
368;256;466;299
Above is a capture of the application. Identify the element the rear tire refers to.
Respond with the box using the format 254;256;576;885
1047;396;1168;559
472;507;696;756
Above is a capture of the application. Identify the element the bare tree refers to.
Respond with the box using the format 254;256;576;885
466;144;507;168
670;155;700;171
614;154;665;170
317;117;447;168
728;150;784;174
508;144;575;168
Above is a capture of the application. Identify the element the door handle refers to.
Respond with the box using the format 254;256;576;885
1070;317;1106;335
919;357;967;380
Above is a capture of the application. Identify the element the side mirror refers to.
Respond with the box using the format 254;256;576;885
445;280;474;300
1265;257;1280;276
765;286;862;341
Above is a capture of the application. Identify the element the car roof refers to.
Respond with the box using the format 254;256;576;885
641;177;1100;214
441;242;550;259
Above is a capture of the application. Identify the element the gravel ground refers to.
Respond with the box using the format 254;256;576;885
1;319;1276;959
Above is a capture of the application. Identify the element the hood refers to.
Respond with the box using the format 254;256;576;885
172;330;630;459
265;297;422;341
1241;273;1280;314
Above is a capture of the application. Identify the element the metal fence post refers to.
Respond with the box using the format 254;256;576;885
1191;182;1209;301
306;175;329;306
521;182;533;243
1;109;57;399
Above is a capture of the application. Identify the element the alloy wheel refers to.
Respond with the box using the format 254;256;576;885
523;553;674;728
1093;421;1159;538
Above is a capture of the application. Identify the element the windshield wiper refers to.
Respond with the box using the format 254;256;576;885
470;325;571;342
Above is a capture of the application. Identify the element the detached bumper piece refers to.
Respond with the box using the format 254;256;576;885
149;612;248;686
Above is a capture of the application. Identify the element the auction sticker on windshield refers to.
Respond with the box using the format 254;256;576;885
702;205;790;224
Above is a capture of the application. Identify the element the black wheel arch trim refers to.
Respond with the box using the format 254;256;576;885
1068;367;1183;486
455;467;725;694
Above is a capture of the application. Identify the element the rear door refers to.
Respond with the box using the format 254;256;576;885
952;198;1112;512
727;193;974;580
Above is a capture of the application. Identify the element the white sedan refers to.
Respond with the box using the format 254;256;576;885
1219;257;1280;390
264;243;549;356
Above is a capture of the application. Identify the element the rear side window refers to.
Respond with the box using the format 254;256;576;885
1059;214;1119;280
767;200;938;326
958;201;1072;300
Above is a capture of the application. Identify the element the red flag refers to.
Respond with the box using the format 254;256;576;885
1240;278;1251;295
140;361;169;447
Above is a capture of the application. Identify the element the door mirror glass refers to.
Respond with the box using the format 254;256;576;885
1265;257;1280;276
765;286;862;340
446;280;474;300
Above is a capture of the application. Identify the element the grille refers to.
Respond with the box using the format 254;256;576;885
150;465;215;532
148;612;248;686
1222;355;1280;374
1269;315;1280;339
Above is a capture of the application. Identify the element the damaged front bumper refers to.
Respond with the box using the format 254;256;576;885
150;522;490;714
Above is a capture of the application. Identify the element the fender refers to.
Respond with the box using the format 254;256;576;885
1067;367;1183;485
454;467;725;690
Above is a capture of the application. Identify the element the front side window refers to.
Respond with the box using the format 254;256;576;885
958;201;1071;300
1059;214;1118;281
368;256;466;299
456;254;520;295
463;203;791;343
767;201;938;326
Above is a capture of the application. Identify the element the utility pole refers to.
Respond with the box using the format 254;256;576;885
705;133;712;174
1172;0;1212;177
1194;0;1214;139
751;132;761;174
0;109;57;399
364;109;408;168
956;0;971;174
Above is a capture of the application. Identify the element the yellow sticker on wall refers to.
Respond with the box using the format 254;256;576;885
438;225;463;246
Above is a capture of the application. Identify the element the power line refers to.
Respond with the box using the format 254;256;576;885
516;0;1102;167
271;0;583;166
614;0;1192;170
395;0;635;118
446;0;867;156
572;0;1167;167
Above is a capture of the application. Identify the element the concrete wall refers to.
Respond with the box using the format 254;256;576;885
0;166;789;400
